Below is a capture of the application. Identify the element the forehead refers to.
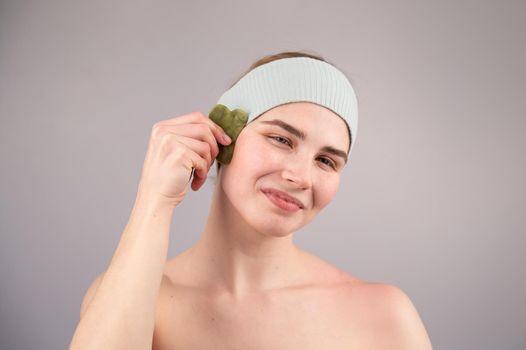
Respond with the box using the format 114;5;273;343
252;102;348;140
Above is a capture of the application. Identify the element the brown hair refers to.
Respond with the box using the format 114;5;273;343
215;50;353;176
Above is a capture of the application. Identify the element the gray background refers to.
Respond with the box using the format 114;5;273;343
1;0;524;349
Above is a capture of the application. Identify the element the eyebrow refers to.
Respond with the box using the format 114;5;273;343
259;119;348;164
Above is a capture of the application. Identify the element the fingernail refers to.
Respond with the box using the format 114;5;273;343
223;134;231;143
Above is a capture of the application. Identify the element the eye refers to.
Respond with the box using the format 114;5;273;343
270;135;292;146
319;157;337;169
269;136;336;170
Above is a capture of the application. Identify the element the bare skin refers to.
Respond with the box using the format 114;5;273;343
150;103;432;349
154;249;357;349
152;248;432;350
73;103;432;349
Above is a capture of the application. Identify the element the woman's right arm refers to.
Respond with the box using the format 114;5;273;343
69;194;174;350
68;111;231;350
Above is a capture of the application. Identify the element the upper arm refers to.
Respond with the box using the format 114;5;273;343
79;271;106;319
375;284;434;350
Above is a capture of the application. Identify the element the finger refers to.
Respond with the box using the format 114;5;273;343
157;111;231;146
191;171;205;191
174;135;214;170
186;149;209;190
168;143;208;186
173;123;222;160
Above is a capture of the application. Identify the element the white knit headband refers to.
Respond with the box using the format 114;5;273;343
216;56;359;156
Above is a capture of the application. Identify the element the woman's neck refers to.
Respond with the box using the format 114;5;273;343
184;186;310;297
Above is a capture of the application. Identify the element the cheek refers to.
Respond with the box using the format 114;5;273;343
219;136;258;195
313;176;340;208
231;132;273;171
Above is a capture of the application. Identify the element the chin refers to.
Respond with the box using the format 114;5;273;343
255;224;297;239
248;210;308;238
266;222;298;236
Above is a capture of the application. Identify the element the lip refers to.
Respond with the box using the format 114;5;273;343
261;187;305;209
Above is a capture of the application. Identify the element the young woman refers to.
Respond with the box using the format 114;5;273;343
70;51;433;349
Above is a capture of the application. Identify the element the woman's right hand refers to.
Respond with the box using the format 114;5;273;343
135;111;232;208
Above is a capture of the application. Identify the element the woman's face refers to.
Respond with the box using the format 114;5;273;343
219;101;350;237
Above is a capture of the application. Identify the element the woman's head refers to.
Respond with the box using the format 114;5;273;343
207;50;357;237
215;100;350;236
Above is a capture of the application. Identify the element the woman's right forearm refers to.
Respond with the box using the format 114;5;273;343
69;193;175;350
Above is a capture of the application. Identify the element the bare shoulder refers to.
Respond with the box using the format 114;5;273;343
345;282;434;350
300;252;433;349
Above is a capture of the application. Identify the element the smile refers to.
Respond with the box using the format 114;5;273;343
263;191;302;213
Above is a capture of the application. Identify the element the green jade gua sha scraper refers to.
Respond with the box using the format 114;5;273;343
208;104;248;165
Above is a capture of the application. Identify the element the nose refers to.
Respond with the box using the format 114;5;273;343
281;158;313;190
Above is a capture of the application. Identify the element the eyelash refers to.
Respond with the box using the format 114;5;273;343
269;136;337;169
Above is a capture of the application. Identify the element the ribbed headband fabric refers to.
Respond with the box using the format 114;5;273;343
216;56;359;156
